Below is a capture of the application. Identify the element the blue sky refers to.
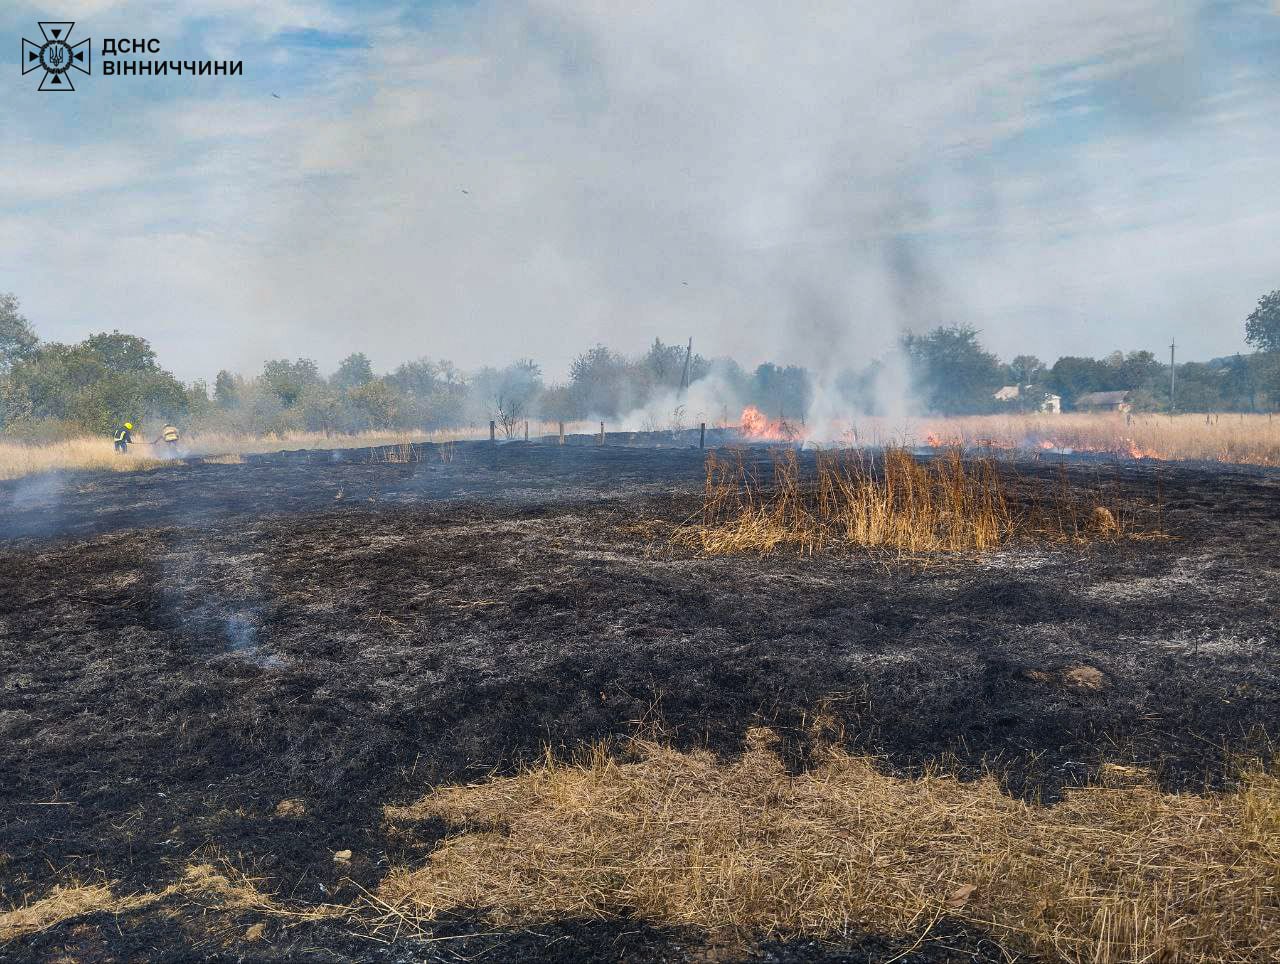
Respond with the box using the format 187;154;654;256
2;0;1279;382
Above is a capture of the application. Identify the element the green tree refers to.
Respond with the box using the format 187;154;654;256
186;380;213;423
537;384;576;421
482;359;543;436
642;338;686;387
639;338;709;394
83;331;160;374
1111;350;1162;392
5;335;187;434
386;358;468;428
1170;362;1226;412
262;358;320;406
0;293;39;372
1245;289;1280;352
1008;354;1044;386
901;325;1003;414
346;380;398;430
214;370;238;409
569;345;629;416
1048;356;1109;403
332;352;374;392
387;359;442;399
302;385;342;435
1221;354;1254;411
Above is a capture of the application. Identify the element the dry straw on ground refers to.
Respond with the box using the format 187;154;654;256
6;744;1274;961
678;447;1128;556
0;883;153;942
375;729;1279;963
0;862;339;944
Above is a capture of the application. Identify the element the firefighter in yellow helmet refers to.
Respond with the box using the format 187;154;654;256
113;422;134;454
155;422;180;451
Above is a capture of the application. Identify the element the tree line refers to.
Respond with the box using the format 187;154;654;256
1;289;1278;440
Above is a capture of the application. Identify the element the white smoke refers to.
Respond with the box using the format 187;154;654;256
5;0;1259;381
613;369;745;434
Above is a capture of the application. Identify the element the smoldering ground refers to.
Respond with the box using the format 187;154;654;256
0;440;1277;960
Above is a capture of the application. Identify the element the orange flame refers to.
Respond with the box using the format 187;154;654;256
921;430;1164;461
739;406;804;442
1031;436;1160;459
924;431;965;448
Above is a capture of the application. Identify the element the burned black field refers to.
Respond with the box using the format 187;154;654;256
1;440;1278;962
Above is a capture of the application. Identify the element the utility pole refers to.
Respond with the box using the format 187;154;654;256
1169;338;1177;413
679;338;693;395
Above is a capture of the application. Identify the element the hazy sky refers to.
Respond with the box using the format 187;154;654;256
3;0;1279;382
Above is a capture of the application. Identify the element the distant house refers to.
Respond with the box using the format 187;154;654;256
1074;390;1131;413
995;385;1060;413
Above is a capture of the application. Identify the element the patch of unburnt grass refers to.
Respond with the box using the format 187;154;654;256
6;737;1274;961
0;861;343;948
373;727;1278;962
676;447;1159;556
0;883;153;943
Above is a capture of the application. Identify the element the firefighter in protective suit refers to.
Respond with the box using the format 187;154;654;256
155;422;180;451
113;422;134;454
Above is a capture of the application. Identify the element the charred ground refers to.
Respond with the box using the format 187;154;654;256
1;440;1277;961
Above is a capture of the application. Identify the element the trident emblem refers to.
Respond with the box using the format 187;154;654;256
22;22;91;91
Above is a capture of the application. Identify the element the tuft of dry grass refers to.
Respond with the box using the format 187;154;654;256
176;863;285;915
379;442;418;464
374;729;1280;962
677;447;1128;556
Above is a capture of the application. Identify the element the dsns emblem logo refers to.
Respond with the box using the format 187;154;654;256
22;22;90;91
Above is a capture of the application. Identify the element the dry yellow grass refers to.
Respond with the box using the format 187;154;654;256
0;438;169;480
181;420;595;456
0;421;598;480
900;412;1280;465
374;729;1280;962
0;883;154;942
679;447;1124;556
0;862;340;944
6;747;1274;961
2;413;1275;480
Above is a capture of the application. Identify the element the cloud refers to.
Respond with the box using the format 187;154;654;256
1;0;1278;381
0;148;146;204
8;0;351;38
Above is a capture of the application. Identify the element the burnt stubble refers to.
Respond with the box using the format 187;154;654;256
2;440;1277;960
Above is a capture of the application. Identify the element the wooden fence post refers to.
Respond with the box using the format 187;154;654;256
559;421;565;446
599;421;605;445
524;420;529;442
700;422;706;449
489;420;496;443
